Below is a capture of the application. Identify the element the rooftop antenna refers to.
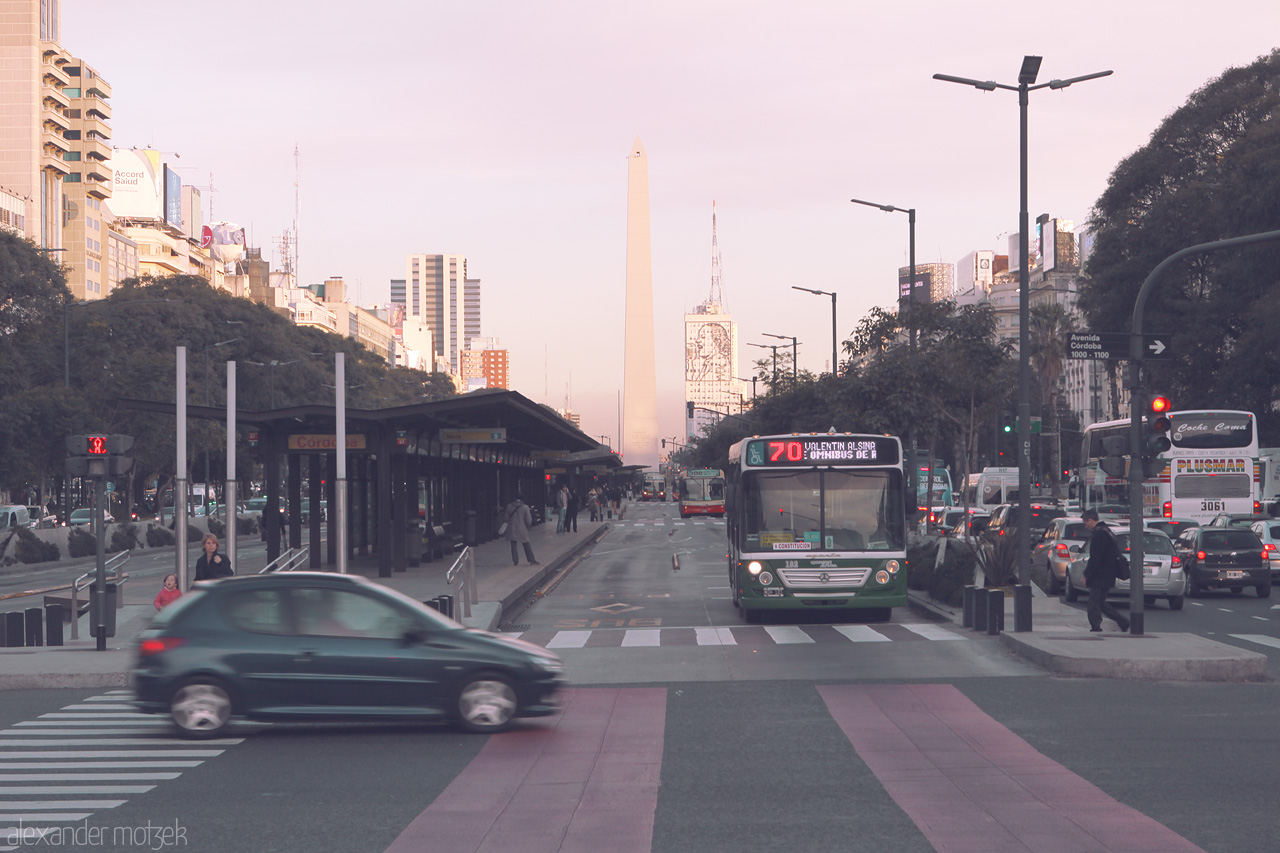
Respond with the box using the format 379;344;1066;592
709;200;723;308
293;143;301;284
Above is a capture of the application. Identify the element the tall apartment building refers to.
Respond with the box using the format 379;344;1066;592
460;336;509;390
1;0;72;251
60;58;113;298
396;254;480;375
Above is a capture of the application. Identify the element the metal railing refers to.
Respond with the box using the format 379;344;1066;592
259;547;309;574
68;551;131;641
445;546;477;619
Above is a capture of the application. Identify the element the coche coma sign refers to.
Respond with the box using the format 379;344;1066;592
286;434;368;451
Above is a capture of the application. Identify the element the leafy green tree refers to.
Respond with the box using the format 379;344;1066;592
1028;302;1077;490
1081;48;1280;441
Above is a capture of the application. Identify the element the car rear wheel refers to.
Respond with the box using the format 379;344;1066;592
1230;586;1243;594
1257;578;1271;599
1168;594;1184;610
169;678;233;740
456;673;518;734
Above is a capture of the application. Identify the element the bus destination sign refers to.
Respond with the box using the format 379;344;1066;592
746;436;900;467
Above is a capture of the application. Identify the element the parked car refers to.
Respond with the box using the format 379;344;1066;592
1064;529;1187;610
947;511;990;539
1031;517;1090;595
0;505;31;531
1143;518;1198;541
1249;520;1280;581
981;503;1067;550
928;508;967;536
68;507;113;526
24;506;56;529
1174;526;1269;598
132;572;564;739
1207;513;1270;529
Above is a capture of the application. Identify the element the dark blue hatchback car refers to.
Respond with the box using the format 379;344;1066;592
132;573;563;738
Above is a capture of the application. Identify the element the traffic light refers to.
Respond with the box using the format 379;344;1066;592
1143;394;1172;478
686;401;695;418
66;433;134;478
999;414;1014;434
1100;435;1128;478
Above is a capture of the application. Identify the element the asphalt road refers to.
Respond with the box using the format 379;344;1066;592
1;503;1277;852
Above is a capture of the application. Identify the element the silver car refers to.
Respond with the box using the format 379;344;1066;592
1032;517;1090;595
1249;521;1280;581
1064;529;1186;610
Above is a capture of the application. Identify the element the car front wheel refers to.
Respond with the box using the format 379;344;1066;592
1064;578;1080;603
169;678;233;739
456;673;518;734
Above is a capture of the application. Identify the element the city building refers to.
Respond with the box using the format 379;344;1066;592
293;276;396;365
0;186;28;235
684;202;743;439
461;337;509;390
897;261;954;305
58;57;113;299
396;254;480;375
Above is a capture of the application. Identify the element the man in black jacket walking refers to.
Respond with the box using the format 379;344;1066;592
1082;509;1130;633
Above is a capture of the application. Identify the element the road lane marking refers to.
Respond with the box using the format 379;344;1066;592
1229;633;1280;650
622;629;661;647
900;623;966;641
763;626;814;644
831;625;893;642
545;631;591;648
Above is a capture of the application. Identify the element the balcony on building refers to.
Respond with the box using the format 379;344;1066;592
41;62;71;89
42;109;71;134
81;114;109;141
42;87;70;111
81;135;111;163
85;97;111;120
85;168;112;200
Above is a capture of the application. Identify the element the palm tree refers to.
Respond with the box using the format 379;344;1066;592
1028;302;1077;493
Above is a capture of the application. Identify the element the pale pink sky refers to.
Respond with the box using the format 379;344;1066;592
65;1;1280;451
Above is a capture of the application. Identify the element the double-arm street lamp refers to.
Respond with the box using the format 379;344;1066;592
762;333;797;382
934;56;1112;633
849;197;916;354
791;287;838;375
747;342;779;390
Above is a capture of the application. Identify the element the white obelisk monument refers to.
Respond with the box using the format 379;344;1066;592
622;138;658;467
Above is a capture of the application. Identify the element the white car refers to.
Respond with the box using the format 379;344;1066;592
1250;520;1280;581
1064;528;1186;610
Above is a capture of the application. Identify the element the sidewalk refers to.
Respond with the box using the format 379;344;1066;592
0;512;612;690
907;585;1268;681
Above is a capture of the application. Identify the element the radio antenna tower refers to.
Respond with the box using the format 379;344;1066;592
708;200;723;309
293;143;301;284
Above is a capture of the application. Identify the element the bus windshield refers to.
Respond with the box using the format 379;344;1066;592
742;469;904;552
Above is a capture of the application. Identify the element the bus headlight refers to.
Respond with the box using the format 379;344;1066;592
886;560;901;574
875;570;891;584
748;561;763;575
758;572;773;585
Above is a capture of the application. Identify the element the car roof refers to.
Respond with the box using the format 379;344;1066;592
194;572;370;590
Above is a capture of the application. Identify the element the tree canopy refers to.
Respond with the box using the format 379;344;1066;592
1081;48;1280;441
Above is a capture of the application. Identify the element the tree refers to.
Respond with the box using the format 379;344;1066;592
1028;302;1077;490
1081;49;1280;442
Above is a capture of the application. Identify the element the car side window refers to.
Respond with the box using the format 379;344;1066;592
220;589;291;635
292;588;413;640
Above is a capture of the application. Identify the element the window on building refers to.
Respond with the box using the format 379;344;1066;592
63;88;80;98
64;130;80;140
63;151;81;161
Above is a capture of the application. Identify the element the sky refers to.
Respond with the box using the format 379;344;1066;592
63;1;1280;458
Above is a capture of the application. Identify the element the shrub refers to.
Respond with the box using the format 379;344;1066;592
236;516;258;536
906;537;981;608
978;532;1021;588
207;518;226;538
146;525;175;547
109;523;139;553
67;527;96;558
186;524;205;543
13;527;59;564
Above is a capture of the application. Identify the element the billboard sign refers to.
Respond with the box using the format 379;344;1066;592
163;164;183;229
109;149;162;219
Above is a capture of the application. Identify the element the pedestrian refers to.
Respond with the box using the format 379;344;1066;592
565;487;580;533
503;495;539;566
556;484;569;533
588;488;601;522
194;533;234;581
1081;509;1130;632
153;573;182;609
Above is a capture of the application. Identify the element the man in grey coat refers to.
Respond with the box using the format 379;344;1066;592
504;496;539;566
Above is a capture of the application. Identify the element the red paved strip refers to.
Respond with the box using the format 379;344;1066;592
818;684;1204;853
384;687;666;853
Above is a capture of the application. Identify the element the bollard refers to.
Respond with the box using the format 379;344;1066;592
437;594;454;620
962;586;976;629
972;586;988;632
25;607;44;647
2;611;23;647
45;604;64;647
423;599;441;612
987;589;1004;636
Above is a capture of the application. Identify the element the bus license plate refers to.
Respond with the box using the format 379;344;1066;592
1225;570;1244;579
764;588;784;597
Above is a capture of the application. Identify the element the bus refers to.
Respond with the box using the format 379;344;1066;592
676;468;726;518
724;432;908;623
1079;409;1260;523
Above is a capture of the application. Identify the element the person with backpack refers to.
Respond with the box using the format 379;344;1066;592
1082;509;1130;633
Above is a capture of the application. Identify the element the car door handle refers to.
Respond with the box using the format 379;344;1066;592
293;648;319;663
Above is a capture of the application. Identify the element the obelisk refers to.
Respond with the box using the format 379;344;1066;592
622;138;658;467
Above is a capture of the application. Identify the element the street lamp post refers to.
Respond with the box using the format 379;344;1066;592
791;287;838;375
202;337;240;517
747;342;779;390
934;56;1112;633
737;375;757;402
762;333;797;383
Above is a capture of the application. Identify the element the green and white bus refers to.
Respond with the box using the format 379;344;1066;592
725;432;908;623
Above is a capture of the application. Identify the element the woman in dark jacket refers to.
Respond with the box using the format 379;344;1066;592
194;533;233;581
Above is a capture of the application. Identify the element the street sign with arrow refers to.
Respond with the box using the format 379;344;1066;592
1068;332;1171;360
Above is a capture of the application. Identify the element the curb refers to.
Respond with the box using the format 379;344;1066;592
495;525;611;620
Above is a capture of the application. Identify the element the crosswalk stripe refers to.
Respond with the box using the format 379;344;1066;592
764;626;815;644
0;786;155;794
1228;633;1280;650
0;762;202;769
14;720;169;727
545;631;591;649
900;623;965;641
694;627;724;646
831;625;893;642
0;801;125;809
0;813;92;822
0;751;224;759
621;629;661;647
0;773;182;782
